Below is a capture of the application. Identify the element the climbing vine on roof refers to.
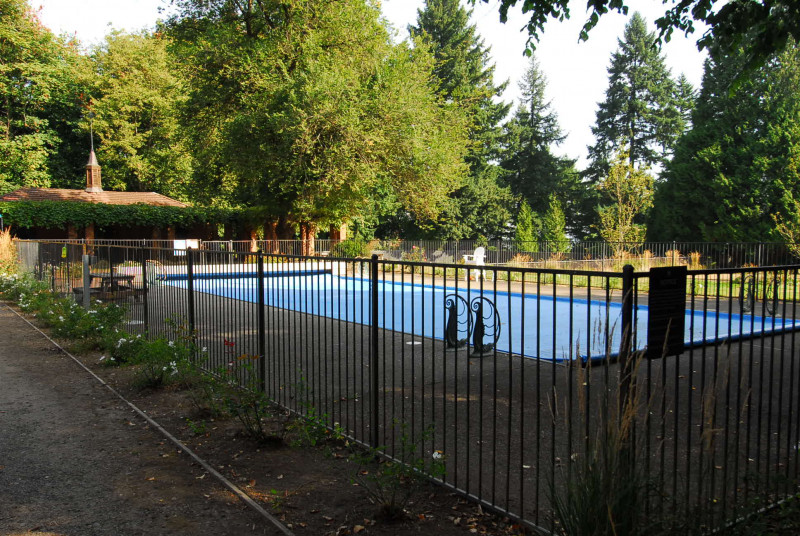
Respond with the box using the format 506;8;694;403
0;201;239;230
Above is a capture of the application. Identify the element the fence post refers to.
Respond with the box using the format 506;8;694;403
619;264;635;443
618;263;636;526
186;247;196;345
370;253;380;448
141;248;149;334
257;251;266;392
37;243;43;281
82;254;91;310
620;264;634;380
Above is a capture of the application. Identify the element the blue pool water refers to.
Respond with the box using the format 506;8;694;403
168;274;799;362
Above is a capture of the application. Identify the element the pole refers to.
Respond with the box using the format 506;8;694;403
257;251;266;392
370;253;380;448
141;248;149;334
186;247;196;349
82;254;91;310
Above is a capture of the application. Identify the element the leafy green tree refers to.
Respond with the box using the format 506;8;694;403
588;13;684;173
471;0;800;76
405;0;513;239
597;147;654;255
514;199;539;251
649;42;800;242
0;0;89;193
169;0;469;240
88;31;193;200
774;197;800;259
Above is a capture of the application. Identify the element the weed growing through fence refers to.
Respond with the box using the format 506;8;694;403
352;422;445;521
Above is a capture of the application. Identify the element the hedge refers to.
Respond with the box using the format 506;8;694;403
0;201;251;230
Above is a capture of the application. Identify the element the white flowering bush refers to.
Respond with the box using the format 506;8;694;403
131;337;196;389
1;272;127;352
100;333;147;366
0;272;48;304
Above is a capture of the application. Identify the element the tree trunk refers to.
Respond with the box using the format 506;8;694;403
299;222;317;256
263;220;278;253
248;227;259;252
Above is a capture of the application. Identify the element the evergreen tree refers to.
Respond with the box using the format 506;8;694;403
405;0;513;239
649;42;800;242
502;55;585;236
514;199;539;251
541;193;570;254
588;13;684;174
674;74;696;130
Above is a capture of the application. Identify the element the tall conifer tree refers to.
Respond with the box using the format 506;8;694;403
502;55;585;236
588;13;684;174
649;42;800;241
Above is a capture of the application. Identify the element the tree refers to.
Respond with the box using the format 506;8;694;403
541;193;570;254
404;0;513;239
649;42;800;242
169;0;469;244
502;55;586;235
471;0;800;76
514;198;539;251
774;198;800;259
597;147;654;255
674;74;696;130
0;0;89;193
503;55;564;212
588;13;684;173
88;31;193;200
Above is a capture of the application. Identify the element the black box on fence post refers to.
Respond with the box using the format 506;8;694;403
647;266;687;359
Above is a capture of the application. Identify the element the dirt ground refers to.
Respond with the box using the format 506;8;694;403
0;302;526;536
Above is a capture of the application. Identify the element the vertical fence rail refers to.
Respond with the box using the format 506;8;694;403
257;252;266;391
370;254;380;449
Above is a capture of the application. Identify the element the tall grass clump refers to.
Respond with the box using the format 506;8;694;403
551;350;663;536
0;228;16;275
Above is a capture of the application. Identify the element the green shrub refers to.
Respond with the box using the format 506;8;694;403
352;422;445;520
330;238;371;258
130;337;195;389
215;359;288;443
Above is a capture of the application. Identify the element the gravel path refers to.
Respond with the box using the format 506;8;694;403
0;304;285;536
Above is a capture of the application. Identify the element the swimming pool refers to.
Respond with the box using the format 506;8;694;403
167;273;799;362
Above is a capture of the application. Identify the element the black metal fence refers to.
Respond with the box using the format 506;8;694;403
28;238;800;269
14;240;800;533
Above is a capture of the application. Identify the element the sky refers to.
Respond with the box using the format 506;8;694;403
33;0;707;167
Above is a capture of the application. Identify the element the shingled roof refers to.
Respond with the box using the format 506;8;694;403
0;187;188;208
0;149;188;209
